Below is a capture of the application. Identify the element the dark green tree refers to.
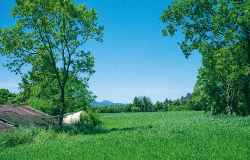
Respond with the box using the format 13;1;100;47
125;103;133;112
133;96;152;112
152;101;164;112
16;61;96;116
142;96;153;112
160;0;250;115
163;98;170;111
133;97;140;108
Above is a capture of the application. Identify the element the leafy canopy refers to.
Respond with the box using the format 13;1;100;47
160;0;250;115
0;0;104;125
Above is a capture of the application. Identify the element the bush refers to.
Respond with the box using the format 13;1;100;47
0;125;57;148
132;107;141;112
86;106;102;127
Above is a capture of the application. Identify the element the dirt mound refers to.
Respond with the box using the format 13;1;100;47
0;104;58;132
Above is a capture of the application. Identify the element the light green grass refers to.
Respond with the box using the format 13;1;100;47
1;111;250;159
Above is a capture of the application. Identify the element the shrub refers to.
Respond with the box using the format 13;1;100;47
11;119;20;128
86;106;102;127
132;107;141;112
0;124;57;148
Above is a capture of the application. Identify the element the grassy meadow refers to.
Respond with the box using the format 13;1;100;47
1;111;250;159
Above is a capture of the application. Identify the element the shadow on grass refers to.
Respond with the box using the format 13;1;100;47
51;123;153;135
0;122;153;148
108;125;153;132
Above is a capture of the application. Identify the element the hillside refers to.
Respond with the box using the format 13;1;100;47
91;100;127;106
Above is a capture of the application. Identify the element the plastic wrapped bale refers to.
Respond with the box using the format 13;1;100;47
62;111;88;125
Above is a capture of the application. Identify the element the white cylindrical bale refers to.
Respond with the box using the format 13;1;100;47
62;111;88;125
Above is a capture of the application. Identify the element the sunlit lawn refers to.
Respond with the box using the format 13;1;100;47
1;111;250;159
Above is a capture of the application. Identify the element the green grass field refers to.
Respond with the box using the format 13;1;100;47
1;111;250;159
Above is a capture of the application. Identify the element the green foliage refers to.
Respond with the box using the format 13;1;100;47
152;101;164;112
95;94;195;114
17;69;95;116
163;98;170;111
131;107;141;112
133;96;152;112
0;0;103;125
11;119;20;128
86;106;101;127
26;96;60;116
96;105;127;113
0;125;57;148
163;93;194;112
0;89;16;104
125;103;133;112
160;0;250;116
235;103;247;116
190;85;210;111
95;103;134;113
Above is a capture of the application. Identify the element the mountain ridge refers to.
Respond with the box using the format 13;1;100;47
91;100;128;106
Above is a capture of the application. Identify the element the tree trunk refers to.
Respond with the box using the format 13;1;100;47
227;89;235;115
245;32;250;115
228;108;233;115
229;93;234;116
244;91;250;116
243;91;250;115
59;87;65;126
241;80;250;116
227;83;232;115
228;97;234;115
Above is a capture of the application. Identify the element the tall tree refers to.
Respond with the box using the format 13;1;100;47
0;0;103;125
15;60;96;116
163;98;170;111
152;101;164;112
160;0;250;115
132;96;152;112
142;96;153;112
133;97;140;108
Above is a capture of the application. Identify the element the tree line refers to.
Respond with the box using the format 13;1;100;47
93;93;204;113
160;0;250;116
0;88;205;114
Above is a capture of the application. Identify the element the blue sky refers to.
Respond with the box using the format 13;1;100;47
0;0;202;104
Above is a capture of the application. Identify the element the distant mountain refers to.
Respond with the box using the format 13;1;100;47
91;100;128;106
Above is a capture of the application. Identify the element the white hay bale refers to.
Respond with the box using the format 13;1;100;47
62;111;88;125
